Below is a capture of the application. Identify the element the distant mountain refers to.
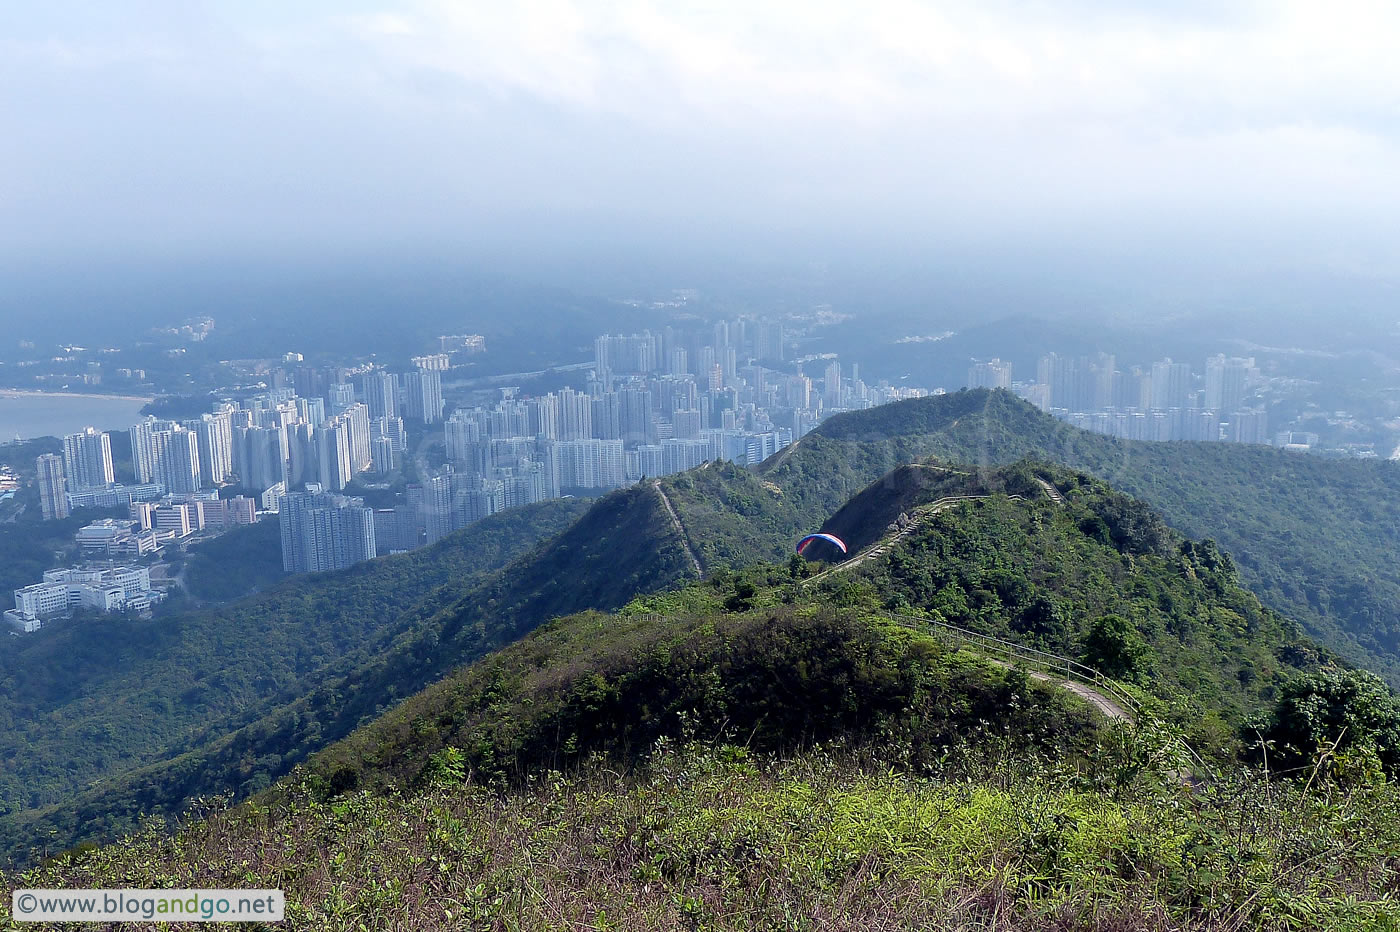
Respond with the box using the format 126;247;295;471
763;388;1400;686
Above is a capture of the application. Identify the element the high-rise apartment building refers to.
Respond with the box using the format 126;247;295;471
558;387;593;441
278;490;376;574
822;361;842;408
528;393;559;440
364;371;399;420
151;425;201;493
62;427;114;491
36;454;69;520
129;418;160;483
618;388;652;445
373;504;421;554
327;382;356;412
1150;359;1193;410
187;412;233;486
1228;409;1269;445
371;416;407;453
417;472;455;545
401;369;443;423
591;392;622;440
133;418;204;492
316;416;355;491
296;396;326;428
594;332;659;376
343;402;372;473
445;411;488;473
553;439;626;489
756;321;784;361
1205;355;1253;415
370;436;396;474
967;358;1012;390
233;425;289;493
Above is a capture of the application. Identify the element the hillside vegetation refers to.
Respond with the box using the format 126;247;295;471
4;442;1380;865
298;463;1336;798
764;388;1400;686
9;388;1400;878
9;484;1399;927
301;603;1104;797
822;463;1327;751
0;485;702;860
0;498;589;835
183;520;284;602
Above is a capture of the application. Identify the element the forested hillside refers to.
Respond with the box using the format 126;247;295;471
764;388;1400;686
0;483;704;859
298;462;1338;796
10;389;1400;869
0;498;589;831
10;472;1398;929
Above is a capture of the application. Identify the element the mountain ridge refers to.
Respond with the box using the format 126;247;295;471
763;388;1400;686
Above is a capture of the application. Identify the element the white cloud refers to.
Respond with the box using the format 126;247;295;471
331;0;1400;134
4;0;1400;251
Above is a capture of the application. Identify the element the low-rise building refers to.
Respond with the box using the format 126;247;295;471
76;518;137;551
6;565;162;632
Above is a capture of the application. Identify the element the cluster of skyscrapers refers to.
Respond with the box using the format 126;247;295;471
36;320;940;578
409;322;929;548
968;353;1269;444
278;488;376;574
34;361;444;521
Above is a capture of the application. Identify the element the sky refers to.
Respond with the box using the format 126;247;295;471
5;1;1400;276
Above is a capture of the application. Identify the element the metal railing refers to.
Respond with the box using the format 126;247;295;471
882;611;1210;776
885;611;1141;715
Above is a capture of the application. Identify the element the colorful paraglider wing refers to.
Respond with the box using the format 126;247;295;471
796;533;848;555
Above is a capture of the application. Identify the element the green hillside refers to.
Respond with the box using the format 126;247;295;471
827;464;1326;744
302;604;1107;796
183;520;284;602
0;498;589;833
13;745;1398;930
296;462;1337;797
0;461;840;861
10;387;1400;869
764;388;1400;686
0;482;707;860
655;459;808;568
9;475;1399;929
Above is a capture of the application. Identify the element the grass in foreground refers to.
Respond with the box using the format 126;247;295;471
7;742;1398;931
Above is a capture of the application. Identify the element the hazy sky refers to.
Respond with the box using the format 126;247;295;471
6;1;1400;266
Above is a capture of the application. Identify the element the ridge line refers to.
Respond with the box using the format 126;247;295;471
652;480;704;577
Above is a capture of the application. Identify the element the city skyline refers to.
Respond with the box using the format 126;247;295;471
28;313;1298;587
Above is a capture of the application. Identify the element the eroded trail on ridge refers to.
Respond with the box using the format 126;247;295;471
652;480;703;576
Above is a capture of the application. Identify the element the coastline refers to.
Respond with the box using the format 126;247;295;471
0;389;155;404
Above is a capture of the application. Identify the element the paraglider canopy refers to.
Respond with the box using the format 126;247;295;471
796;532;848;557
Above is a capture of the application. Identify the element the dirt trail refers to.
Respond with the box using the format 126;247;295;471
652;481;703;576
